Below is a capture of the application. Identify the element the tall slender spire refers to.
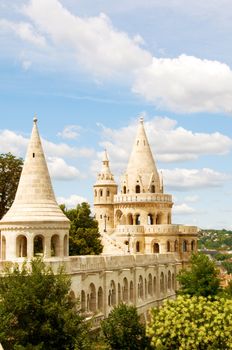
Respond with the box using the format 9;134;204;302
1;118;69;223
121;117;161;193
95;149;116;185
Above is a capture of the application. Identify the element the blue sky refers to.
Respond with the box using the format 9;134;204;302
1;0;232;229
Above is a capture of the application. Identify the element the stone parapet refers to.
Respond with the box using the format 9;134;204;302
114;193;172;204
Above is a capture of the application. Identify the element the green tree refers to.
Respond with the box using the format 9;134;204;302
101;303;150;350
177;253;221;297
0;153;23;219
0;259;90;350
147;295;232;350
61;202;103;255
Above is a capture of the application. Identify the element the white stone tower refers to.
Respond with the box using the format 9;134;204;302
93;150;117;233
0;117;70;261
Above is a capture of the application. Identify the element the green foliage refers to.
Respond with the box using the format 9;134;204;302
0;153;23;219
223;280;232;298
198;229;232;250
61;202;103;255
101;303;150;350
222;261;232;274
0;259;90;350
214;253;232;261
177;253;221;297
147;295;232;350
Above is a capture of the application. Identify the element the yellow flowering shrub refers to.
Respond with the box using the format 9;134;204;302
147;295;232;349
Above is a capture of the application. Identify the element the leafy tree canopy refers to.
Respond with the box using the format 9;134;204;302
0;259;90;350
61;202;103;255
147;295;232;350
0;153;23;219
101;303;150;350
177;253;221;297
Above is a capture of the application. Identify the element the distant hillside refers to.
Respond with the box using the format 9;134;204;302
198;229;232;251
198;229;232;274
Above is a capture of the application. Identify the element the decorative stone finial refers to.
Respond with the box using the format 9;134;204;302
139;115;144;123
33;114;38;123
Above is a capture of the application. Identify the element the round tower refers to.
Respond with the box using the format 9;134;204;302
93;150;117;233
0;117;70;261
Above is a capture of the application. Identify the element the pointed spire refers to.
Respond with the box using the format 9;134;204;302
95;149;116;185
1;118;69;224
122;116;161;193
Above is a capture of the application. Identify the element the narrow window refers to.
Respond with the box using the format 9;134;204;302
32;153;35;158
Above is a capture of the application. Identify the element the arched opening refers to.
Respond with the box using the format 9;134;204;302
81;290;86;312
191;240;195;251
2;236;6;260
167;213;171;224
100;189;103;197
145;278;147;299
167;240;171;252
150;185;155;193
135;214;140;225
122;277;128;303
127;213;133;225
106;190;110;197
148;274;152;296
160;272;164;294
16;235;27;257
115;210;123;225
153;276;156;296
138;275;144;299
168;271;171;290
156;213;163;224
98;287;103;312
135;185;140;193
153;242;160;253
108;280;116;306
123;186;126;194
34;235;44;256
51;234;60;257
174;240;178;252
172;273;175;291
63;235;68;256
89;283;96;312
94;190;97;197
118;283;121;303
147;214;153;225
136;241;140;253
129;281;133;302
182;240;188;252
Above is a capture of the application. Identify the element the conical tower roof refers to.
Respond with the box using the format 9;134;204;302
1;117;69;224
121;117;161;193
95;149;116;186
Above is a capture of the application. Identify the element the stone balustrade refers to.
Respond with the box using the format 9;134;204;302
114;193;172;204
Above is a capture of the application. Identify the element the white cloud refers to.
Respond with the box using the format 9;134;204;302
162;168;231;190
0;129;94;159
22;59;32;70
57;125;81;139
0;19;46;47
95;117;232;174
184;195;199;203
21;0;151;79
57;194;87;208
0;129;28;156
133;55;232;113
47;157;81;180
173;203;196;215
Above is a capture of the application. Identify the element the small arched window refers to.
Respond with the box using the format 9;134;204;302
183;240;188;252
106;190;110;197
123;186;126;194
167;241;171;252
100;190;103;197
135;185;140;193
151;185;155;193
136;241;140;252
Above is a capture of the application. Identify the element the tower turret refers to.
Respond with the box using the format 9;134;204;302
0;117;70;261
93;150;117;233
121;116;161;195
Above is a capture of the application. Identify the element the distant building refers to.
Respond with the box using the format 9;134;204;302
0;117;198;321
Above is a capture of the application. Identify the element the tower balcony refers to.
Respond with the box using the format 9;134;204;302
114;193;172;204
